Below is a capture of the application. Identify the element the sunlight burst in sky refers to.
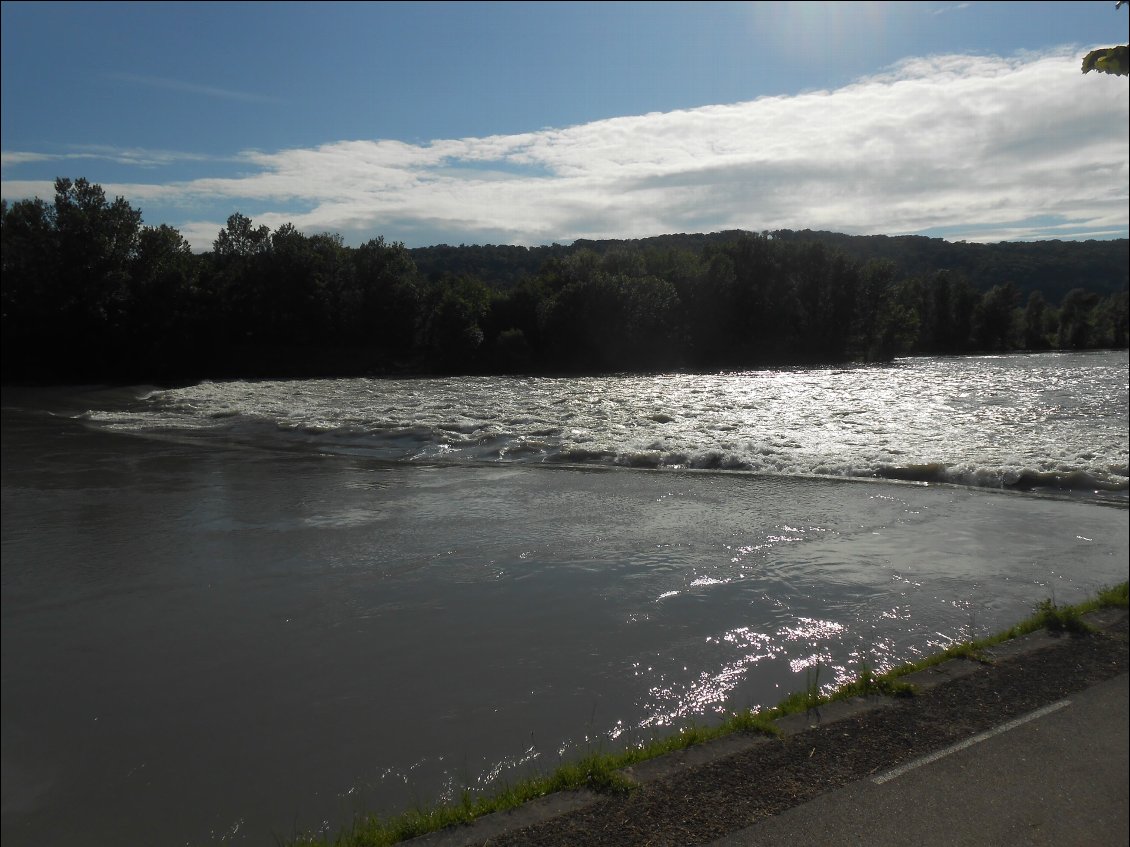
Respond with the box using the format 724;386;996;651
2;1;1127;250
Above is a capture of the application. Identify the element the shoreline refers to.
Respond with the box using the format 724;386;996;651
295;585;1129;847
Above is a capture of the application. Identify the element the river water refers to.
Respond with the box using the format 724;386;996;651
2;351;1127;845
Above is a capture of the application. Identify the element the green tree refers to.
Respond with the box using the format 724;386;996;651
1056;288;1100;349
851;259;897;358
128;223;200;374
350;236;423;353
1022;291;1053;349
261;223;339;345
1;197;59;377
483;276;550;366
538;271;623;370
493;327;533;372
51;177;144;371
786;242;859;361
720;232;787;363
853;260;919;360
203;213;272;348
425;274;491;368
618;274;684;369
1091;289;1130;347
683;251;739;366
973;282;1021;351
213;212;270;257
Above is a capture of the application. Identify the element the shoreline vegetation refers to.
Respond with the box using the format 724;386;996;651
2;179;1127;385
290;582;1129;847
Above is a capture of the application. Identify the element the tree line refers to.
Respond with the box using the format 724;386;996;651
2;178;1127;383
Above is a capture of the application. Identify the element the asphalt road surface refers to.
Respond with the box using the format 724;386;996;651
710;672;1129;847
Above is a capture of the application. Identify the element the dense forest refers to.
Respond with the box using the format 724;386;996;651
2;178;1127;383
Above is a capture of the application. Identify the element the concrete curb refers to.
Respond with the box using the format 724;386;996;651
404;789;603;847
619;732;772;785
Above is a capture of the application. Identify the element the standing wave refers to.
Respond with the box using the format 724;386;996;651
74;352;1129;499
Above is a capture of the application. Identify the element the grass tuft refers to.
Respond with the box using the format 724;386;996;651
1033;598;1093;635
1096;582;1129;608
836;660;916;700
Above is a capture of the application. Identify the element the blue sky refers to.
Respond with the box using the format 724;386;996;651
2;1;1127;250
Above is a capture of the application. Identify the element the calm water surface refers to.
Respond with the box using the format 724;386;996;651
2;352;1127;845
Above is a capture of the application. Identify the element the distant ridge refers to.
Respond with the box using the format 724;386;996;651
410;229;1129;300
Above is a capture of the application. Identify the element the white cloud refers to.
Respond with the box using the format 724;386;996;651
104;72;284;104
931;3;971;16
1;151;54;167
0;146;220;173
3;49;1127;249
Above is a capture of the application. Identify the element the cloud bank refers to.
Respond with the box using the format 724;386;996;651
3;49;1127;250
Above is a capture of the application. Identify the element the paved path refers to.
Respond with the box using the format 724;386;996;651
708;673;1129;847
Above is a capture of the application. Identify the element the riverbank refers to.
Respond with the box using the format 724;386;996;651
296;584;1129;846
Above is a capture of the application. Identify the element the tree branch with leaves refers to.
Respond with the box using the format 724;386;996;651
1081;0;1128;76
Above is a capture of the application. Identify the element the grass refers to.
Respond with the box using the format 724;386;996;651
290;581;1128;847
299;756;632;847
290;711;782;846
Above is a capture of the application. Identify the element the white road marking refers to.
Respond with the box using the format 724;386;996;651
871;699;1072;785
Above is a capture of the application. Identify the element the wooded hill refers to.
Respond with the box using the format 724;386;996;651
2;178;1127;383
410;230;1129;303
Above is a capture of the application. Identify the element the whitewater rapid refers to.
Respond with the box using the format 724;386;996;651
85;351;1129;497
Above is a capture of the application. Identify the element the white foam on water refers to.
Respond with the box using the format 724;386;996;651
84;351;1127;497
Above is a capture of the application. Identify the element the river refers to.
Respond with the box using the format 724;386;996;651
2;351;1127;845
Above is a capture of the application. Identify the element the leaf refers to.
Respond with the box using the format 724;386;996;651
1081;45;1130;76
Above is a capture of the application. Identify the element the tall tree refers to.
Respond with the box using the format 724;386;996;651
973;282;1021;350
1022;291;1052;349
128;223;200;374
52;177;144;371
350;236;423;353
1;197;58;376
1056;288;1101;349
